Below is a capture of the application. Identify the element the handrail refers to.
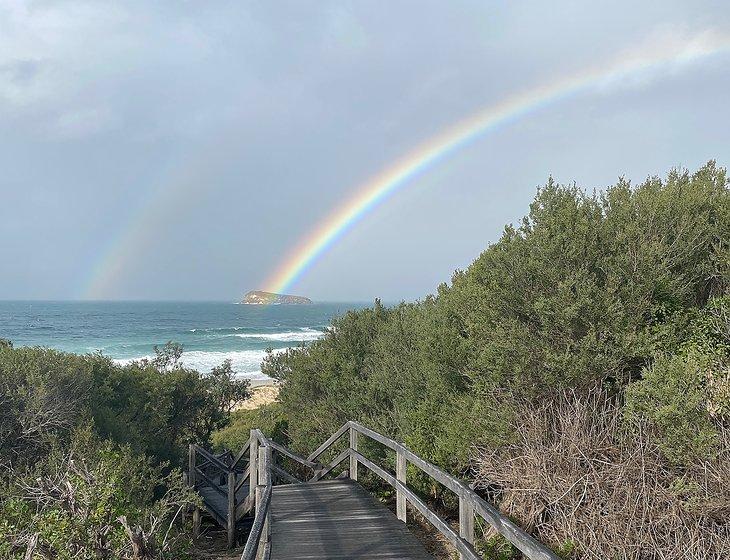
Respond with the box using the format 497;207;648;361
251;428;268;446
189;441;256;549
235;464;251;493
352;421;559;560
353;450;478;559
306;421;350;462
271;464;302;484
241;442;273;560
241;483;272;560
194;467;228;496
231;440;251;471
263;438;318;469
309;448;350;482
194;445;232;472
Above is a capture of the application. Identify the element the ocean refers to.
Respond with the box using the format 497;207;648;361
0;301;365;381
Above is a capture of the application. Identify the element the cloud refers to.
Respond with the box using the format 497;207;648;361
51;106;117;138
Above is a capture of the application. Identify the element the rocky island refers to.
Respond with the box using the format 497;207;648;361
241;290;313;305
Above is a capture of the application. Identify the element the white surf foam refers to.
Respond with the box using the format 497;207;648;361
232;328;324;342
113;348;287;380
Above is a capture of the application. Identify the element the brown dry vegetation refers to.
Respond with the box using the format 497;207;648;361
474;389;730;559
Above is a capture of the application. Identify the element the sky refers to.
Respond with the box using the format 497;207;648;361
1;1;729;302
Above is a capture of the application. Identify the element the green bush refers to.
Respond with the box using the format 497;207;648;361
0;430;198;560
0;343;250;469
625;352;719;464
266;162;730;477
212;402;289;452
625;296;730;464
0;342;249;558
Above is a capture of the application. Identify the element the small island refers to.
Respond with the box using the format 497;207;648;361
241;290;313;305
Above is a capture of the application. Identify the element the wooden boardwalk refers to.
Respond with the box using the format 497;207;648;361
191;423;560;560
269;480;432;560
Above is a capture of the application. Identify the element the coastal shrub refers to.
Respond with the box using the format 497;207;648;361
625;296;730;464
473;390;730;560
269;162;729;463
0;342;250;469
0;343;247;558
0;430;198;560
212;402;289;452
0;346;95;468
264;162;730;557
91;354;250;465
625;352;720;464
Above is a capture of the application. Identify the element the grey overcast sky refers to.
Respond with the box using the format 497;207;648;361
1;1;729;302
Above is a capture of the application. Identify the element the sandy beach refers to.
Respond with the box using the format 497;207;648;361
237;381;279;410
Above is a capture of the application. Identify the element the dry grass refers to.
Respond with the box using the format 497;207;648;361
405;507;458;560
474;389;730;559
191;521;244;560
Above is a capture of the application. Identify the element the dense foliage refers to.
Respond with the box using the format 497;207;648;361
0;343;249;559
212;402;288;453
262;162;730;558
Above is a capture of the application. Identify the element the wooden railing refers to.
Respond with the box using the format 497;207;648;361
188;441;253;548
237;421;559;560
241;429;272;560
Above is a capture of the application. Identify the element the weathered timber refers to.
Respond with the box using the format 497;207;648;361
309;448;349;482
347;422;559;560
249;429;259;507
271;464;302;485
264;438;317;469
227;471;236;548
231;440;250;470
235;464;251;493
396;446;407;522
268;480;432;560
306;421;350;462
242;484;272;560
349;425;359;482
195;445;231;472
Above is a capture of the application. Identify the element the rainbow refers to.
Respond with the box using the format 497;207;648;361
84;30;729;299
263;30;729;295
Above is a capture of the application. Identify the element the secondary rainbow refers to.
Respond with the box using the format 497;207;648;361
264;31;729;295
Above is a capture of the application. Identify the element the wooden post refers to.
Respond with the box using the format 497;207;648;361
188;444;196;487
193;508;201;540
262;446;271;546
396;445;407;522
182;472;189;523
349;425;358;481
227;470;236;548
189;445;201;539
459;495;475;560
249;430;258;507
256;445;271;560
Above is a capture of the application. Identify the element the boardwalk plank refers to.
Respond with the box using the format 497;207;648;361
269;480;433;560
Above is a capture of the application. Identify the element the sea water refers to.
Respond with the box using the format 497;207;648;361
0;301;366;381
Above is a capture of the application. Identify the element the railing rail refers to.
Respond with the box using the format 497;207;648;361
241;441;272;560
347;421;559;560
